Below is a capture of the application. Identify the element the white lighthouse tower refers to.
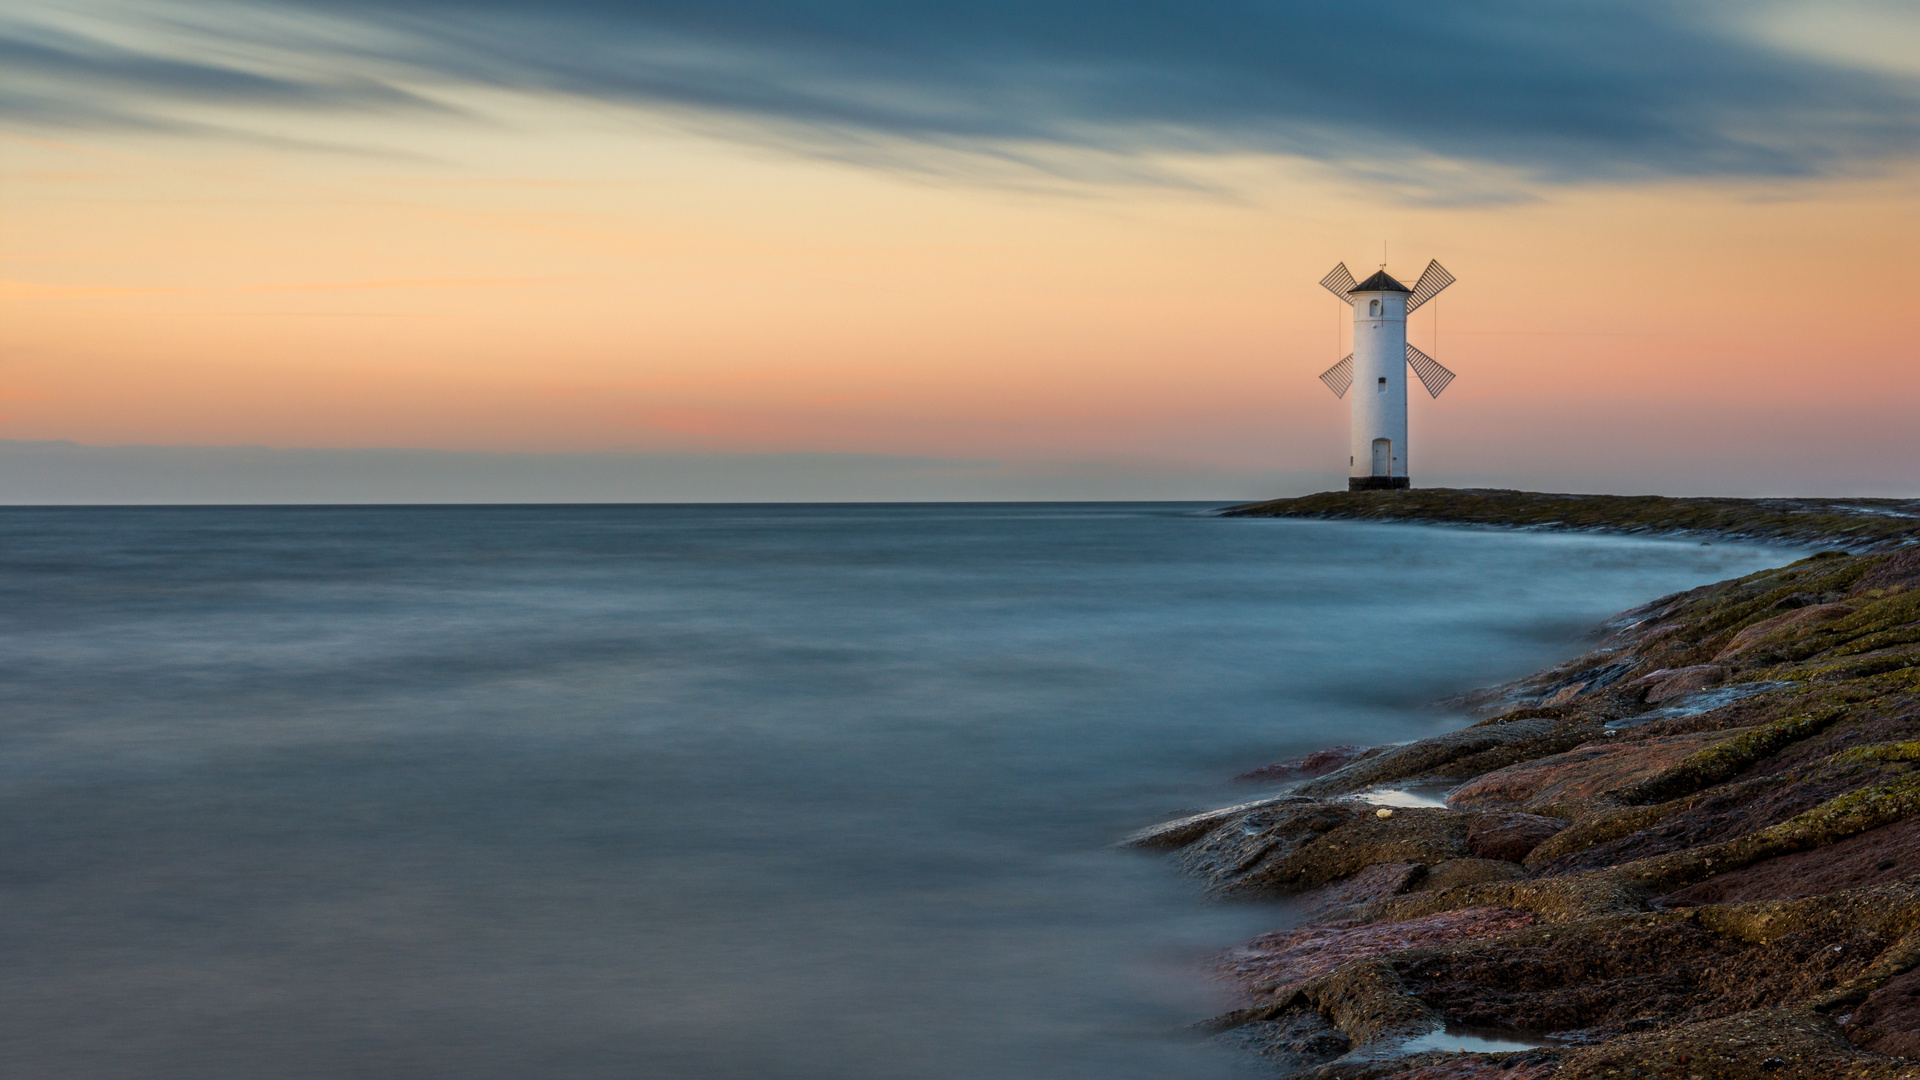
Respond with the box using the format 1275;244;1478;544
1316;260;1457;491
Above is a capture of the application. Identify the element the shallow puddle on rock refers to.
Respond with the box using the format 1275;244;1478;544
1356;785;1452;808
1396;1027;1553;1054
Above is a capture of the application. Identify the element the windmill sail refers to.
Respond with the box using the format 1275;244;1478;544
1405;343;1455;398
1318;354;1353;398
1319;263;1357;305
1404;260;1455;313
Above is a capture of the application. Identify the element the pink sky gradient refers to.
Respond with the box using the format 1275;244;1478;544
3;5;1918;499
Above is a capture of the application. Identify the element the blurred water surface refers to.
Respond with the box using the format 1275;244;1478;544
0;503;1791;1079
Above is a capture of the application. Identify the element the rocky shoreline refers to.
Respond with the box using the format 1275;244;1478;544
1136;493;1920;1078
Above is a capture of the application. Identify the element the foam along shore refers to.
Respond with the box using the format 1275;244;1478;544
1141;492;1920;1079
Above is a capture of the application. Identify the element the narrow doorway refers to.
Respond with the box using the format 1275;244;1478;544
1371;438;1392;476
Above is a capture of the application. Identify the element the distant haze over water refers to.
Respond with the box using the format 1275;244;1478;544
0;440;1306;504
4;440;1914;506
0;504;1792;1078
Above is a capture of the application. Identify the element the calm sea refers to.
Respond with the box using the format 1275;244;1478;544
0;504;1789;1079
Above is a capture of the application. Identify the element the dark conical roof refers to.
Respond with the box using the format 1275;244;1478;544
1348;269;1411;293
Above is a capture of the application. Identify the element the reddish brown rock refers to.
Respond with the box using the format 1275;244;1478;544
1554;1006;1899;1080
1542;681;1588;706
1466;812;1567;862
1396;917;1748;1034
1173;801;1474;898
1658;814;1920;907
1714;603;1857;661
1391;1060;1558;1080
1235;745;1370;783
1446;731;1736;811
1844;965;1920;1058
1412;858;1526;893
1855;548;1920;594
1289;861;1424;920
1391;893;1920;1041
1217;906;1538;1004
1526;764;1891;878
1629;665;1728;703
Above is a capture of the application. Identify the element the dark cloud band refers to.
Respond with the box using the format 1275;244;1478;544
7;1;1919;192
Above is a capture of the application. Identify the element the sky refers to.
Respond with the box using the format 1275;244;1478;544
2;0;1918;502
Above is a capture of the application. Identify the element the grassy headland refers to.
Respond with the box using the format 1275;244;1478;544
1133;492;1920;1078
1222;489;1920;552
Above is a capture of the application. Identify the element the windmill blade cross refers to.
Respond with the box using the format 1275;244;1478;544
1318;355;1353;398
1405;343;1455;398
1405;260;1455;313
1319;263;1357;305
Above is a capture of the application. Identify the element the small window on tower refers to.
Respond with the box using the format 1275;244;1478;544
1377;377;1387;392
1369;300;1380;316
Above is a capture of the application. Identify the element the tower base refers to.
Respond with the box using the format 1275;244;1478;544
1349;476;1410;491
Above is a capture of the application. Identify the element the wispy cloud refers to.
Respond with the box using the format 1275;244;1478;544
7;1;1920;196
0;17;445;112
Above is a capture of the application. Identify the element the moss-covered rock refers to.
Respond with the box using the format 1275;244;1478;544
1164;495;1920;1077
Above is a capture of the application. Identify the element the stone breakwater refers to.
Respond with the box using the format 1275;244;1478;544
1131;502;1920;1079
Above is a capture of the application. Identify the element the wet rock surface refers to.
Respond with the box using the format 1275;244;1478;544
1120;795;1312;850
1239;746;1377;783
1210;1007;1351;1075
1172;802;1492;898
1144;534;1920;1078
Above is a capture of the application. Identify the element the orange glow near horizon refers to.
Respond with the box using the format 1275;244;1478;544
3;101;1919;495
